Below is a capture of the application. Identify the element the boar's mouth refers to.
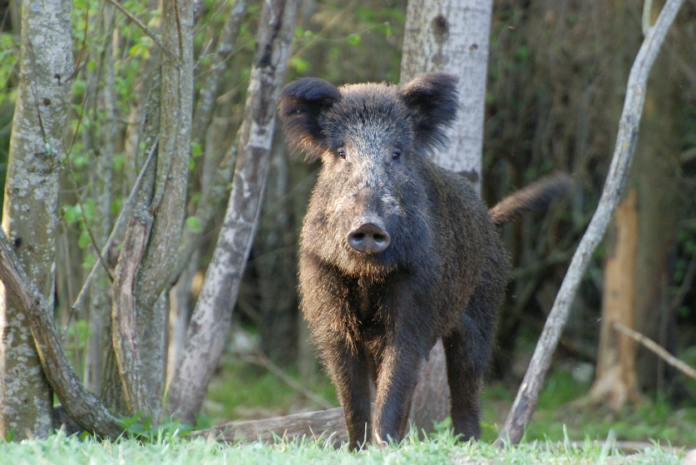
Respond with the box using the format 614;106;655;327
346;216;391;254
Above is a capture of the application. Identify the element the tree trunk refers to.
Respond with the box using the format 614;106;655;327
129;0;194;423
164;0;298;424
584;189;639;409
401;0;492;192
400;0;493;432
0;0;73;440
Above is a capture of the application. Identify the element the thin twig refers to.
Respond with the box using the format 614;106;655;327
242;349;334;410
105;0;178;64
613;322;696;381
66;2;90;82
65;160;115;283
71;137;158;313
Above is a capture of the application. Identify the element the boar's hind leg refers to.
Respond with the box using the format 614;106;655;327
443;284;499;441
323;339;372;450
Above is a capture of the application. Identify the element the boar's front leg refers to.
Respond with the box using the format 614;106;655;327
371;285;434;446
323;336;372;450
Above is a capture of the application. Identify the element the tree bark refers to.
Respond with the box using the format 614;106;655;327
583;190;639;409
401;0;492;192
0;230;123;439
164;0;298;424
0;0;73;440
400;0;493;433
129;0;194;423
497;0;686;445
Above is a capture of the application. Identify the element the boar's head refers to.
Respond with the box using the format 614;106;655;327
278;73;459;276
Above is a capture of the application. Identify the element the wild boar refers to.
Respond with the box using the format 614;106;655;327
278;73;569;449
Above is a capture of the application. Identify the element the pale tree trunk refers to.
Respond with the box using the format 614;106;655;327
401;0;491;191
582;190;639;409
400;0;493;432
164;0;298;424
0;0;73;440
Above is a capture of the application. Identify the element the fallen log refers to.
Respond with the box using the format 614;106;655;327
192;407;348;445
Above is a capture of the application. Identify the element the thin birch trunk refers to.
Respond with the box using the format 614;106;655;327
164;0;299;423
190;0;249;149
497;0;687;444
0;0;74;440
400;0;493;433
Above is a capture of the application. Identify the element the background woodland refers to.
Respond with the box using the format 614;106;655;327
0;0;695;444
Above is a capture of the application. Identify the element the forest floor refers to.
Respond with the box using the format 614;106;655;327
204;332;696;449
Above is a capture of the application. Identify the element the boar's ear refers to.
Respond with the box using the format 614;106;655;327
278;78;341;162
399;73;459;150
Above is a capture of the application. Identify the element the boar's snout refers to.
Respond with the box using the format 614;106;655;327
347;219;391;254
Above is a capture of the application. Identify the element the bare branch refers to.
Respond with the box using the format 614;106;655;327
496;0;687;445
105;0;179;64
190;0;249;148
0;229;123;438
71;138;158;313
613;322;696;381
65;159;115;282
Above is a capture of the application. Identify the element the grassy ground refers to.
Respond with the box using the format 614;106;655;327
205;352;696;448
0;429;682;464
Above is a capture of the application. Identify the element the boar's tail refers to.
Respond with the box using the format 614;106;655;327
488;172;572;227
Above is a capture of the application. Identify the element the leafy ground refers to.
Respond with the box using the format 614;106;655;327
0;429;682;464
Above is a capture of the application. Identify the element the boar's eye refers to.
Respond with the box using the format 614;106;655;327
338;150;346;160
391;150;401;160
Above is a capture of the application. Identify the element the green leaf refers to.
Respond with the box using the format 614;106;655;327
191;141;202;158
186;216;200;233
346;34;361;46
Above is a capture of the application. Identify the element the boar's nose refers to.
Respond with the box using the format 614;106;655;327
347;223;391;254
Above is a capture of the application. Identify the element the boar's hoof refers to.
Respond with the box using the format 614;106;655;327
347;223;391;254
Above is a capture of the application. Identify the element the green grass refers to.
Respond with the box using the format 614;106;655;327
205;354;696;448
0;429;682;464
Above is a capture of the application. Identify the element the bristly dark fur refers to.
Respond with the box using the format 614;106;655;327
488;172;572;227
398;73;459;151
276;73;569;451
278;77;342;162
